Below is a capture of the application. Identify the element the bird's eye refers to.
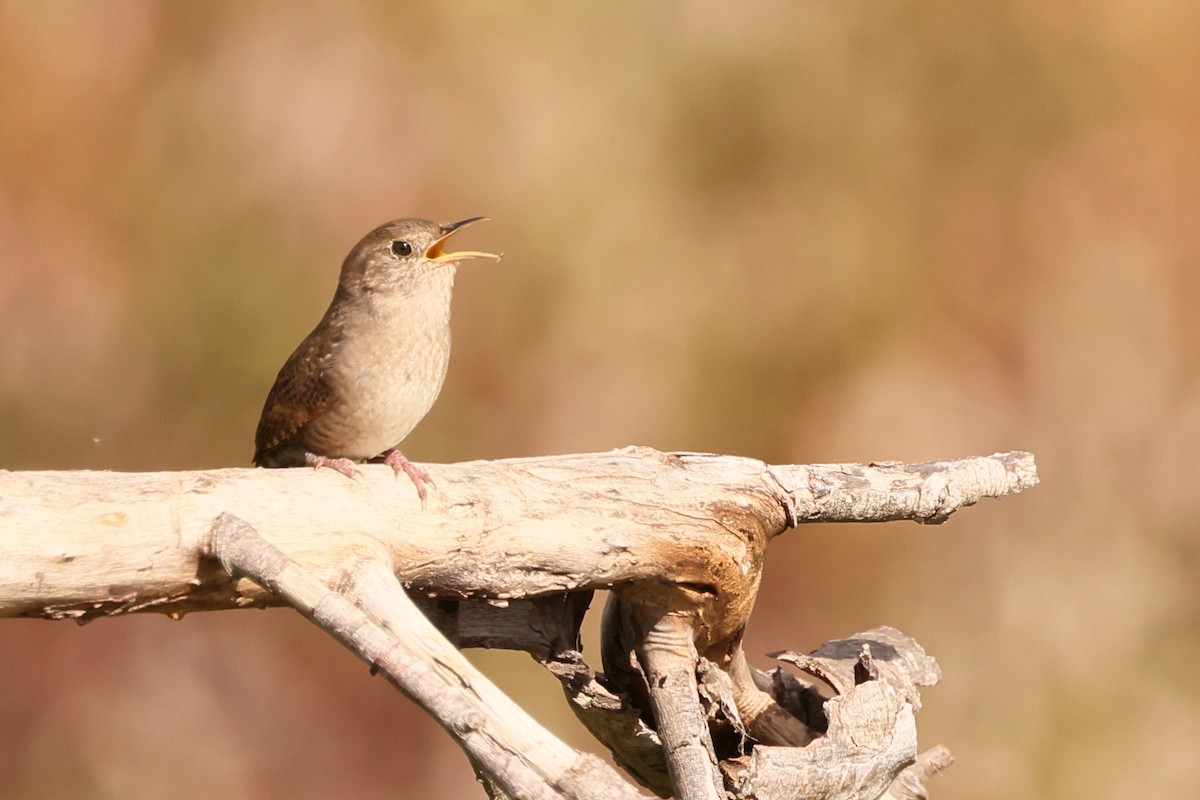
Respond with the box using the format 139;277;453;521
391;240;413;257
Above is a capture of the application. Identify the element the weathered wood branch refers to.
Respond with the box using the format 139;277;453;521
0;448;1035;621
0;448;1036;798
633;600;726;800
207;513;646;800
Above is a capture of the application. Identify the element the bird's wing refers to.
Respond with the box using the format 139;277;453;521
253;332;340;464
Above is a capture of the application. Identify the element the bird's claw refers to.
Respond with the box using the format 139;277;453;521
304;452;362;480
382;449;432;502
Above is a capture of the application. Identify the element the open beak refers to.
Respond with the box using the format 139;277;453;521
422;216;502;265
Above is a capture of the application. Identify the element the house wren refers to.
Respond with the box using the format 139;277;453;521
253;217;500;499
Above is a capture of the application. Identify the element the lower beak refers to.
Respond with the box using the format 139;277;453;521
423;217;502;264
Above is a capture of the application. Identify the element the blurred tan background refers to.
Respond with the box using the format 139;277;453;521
1;2;1197;798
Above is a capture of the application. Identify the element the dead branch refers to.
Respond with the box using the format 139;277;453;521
0;449;1035;621
206;513;645;800
0;448;1037;798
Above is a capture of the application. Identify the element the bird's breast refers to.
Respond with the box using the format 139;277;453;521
304;286;455;460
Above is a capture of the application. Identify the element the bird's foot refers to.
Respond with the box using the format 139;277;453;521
303;452;362;480
381;449;433;502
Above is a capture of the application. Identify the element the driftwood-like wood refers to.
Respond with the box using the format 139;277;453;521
0;448;1035;620
207;513;646;800
0;448;1037;798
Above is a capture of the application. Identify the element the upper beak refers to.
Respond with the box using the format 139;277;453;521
422;217;502;264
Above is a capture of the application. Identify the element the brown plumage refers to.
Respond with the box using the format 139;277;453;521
253;217;499;498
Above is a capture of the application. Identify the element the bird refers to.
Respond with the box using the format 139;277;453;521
253;217;500;499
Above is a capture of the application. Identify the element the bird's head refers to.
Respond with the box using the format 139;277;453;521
340;217;501;297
